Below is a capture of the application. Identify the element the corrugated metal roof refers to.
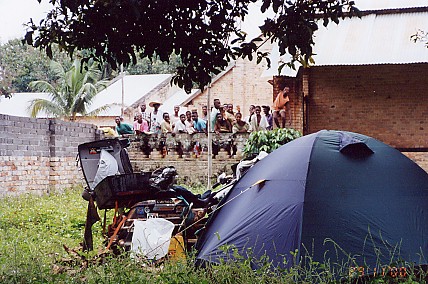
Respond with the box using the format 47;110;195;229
264;9;428;76
89;74;172;116
0;93;51;117
353;0;428;11
160;88;199;115
312;11;428;66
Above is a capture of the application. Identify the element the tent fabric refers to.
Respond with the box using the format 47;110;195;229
338;131;374;155
195;130;428;270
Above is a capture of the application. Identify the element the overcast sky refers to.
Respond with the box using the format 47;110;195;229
0;0;427;44
0;0;53;43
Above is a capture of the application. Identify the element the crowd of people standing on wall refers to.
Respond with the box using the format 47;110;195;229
208;84;292;134
113;84;292;137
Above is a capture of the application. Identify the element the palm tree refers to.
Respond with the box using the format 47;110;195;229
28;59;110;120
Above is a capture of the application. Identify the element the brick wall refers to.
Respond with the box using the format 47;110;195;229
305;64;428;148
1;113;426;196
301;63;428;174
272;76;304;133
127;133;250;185
188;42;274;118
0;115;102;196
0;114;245;194
126;132;428;184
402;152;428;173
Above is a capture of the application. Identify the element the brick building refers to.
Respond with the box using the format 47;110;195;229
180;6;428;171
2;4;427;196
181;52;275;124
299;64;427;148
288;8;427;146
268;7;428;172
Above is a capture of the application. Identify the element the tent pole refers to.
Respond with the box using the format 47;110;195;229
207;84;212;190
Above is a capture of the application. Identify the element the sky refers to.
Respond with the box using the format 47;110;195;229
0;0;53;43
0;0;427;44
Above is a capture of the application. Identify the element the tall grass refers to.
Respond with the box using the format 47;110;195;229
0;187;102;283
0;187;426;283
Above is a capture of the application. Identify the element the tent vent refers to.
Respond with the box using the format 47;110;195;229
339;132;374;158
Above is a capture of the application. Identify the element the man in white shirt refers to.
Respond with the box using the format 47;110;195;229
173;114;188;134
149;101;164;134
140;102;150;123
244;104;255;124
249;105;268;131
171;105;181;128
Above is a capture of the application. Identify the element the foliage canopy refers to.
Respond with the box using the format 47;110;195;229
243;127;302;157
0;39;71;95
411;29;428;48
25;0;359;93
0;39;182;98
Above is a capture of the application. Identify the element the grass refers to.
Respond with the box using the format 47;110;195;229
0;187;426;283
0;187;88;282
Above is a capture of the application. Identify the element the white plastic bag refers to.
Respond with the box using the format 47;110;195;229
91;149;119;190
131;218;175;260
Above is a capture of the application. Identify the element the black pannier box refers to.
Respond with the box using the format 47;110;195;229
94;173;152;209
78;138;154;209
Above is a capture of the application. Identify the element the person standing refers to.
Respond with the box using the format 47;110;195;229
250;106;268;131
149;101;164;134
161;112;172;133
185;110;194;134
272;85;292;128
227;103;235;115
173;114;188;134
140;102;150;123
225;103;236;125
232;112;250;133
191;111;207;133
133;114;149;135
262;105;273;130
210;98;221;131
171;105;181;128
244;105;255;124
201;105;208;122
214;112;232;134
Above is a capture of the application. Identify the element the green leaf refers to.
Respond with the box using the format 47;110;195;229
243;128;302;158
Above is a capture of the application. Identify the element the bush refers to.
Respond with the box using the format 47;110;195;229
242;128;302;157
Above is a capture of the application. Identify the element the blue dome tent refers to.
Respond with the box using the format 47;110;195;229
195;130;428;270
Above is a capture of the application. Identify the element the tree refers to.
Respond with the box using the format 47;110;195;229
0;39;71;95
125;53;182;75
411;29;428;47
0;38;181;98
28;59;110;120
0;66;13;98
25;0;359;93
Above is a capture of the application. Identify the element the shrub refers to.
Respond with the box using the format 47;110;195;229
242;128;302;157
